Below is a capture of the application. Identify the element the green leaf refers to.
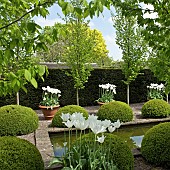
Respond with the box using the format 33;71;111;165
27;22;36;33
75;7;82;15
30;78;38;88
38;65;46;76
98;2;103;12
24;69;32;81
48;158;63;167
11;79;17;87
21;86;27;93
84;8;89;18
10;40;16;49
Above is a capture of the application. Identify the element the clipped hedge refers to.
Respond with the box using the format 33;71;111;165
69;133;134;170
141;99;170;118
141;122;170;167
0;69;159;109
0;105;39;136
0;136;44;170
51;105;89;127
97;101;133;123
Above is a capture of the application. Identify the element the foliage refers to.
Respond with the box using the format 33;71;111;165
63;1;95;105
147;83;165;100
141;122;170;167
112;1;148;105
51;105;88;127
0;0;53;96
0;136;44;170
0;105;39;136
97;101;133;123
0;69;160;109
37;23;111;66
50;112;134;170
141;99;170;118
39;86;61;107
117;0;170;95
74;133;134;170
96;83;116;103
87;29;110;67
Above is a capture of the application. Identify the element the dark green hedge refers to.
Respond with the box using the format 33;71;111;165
0;69;159;109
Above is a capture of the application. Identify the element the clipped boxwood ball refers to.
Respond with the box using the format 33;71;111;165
69;133;134;170
0;136;44;170
141;122;170;167
141;99;170;118
52;105;88;127
97;101;133;123
0;105;39;136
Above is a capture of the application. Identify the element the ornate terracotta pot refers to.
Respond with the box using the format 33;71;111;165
39;105;60;120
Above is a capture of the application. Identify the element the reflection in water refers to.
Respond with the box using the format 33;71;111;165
130;135;144;148
50;123;157;157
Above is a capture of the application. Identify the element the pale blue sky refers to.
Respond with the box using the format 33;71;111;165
34;4;123;61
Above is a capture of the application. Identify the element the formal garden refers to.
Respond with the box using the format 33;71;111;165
0;0;170;170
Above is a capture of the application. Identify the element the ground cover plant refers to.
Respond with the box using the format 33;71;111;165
0;105;39;136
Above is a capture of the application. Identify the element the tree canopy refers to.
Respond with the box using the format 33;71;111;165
1;0;169;97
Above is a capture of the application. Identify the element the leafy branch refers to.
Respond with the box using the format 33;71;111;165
0;0;55;30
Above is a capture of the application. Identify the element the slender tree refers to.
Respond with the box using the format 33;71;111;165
113;3;148;105
63;0;95;105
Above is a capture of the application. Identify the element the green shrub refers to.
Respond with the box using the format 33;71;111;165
141;122;170;167
141;99;170;118
0;136;44;170
97;101;133;123
0;105;39;136
68;133;134;170
51;105;89;127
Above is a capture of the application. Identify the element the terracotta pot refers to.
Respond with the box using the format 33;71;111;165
97;102;106;106
39;105;60;120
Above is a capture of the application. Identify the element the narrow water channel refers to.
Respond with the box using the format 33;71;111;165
49;123;158;157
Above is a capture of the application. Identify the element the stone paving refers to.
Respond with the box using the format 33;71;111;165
20;103;170;169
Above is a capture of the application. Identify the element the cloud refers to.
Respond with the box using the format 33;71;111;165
34;17;64;27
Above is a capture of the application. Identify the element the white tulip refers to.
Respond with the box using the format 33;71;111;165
60;113;70;122
108;126;116;133
63;142;67;147
112;119;121;129
96;134;106;144
90;124;107;134
42;87;47;91
64;120;73;128
74;119;89;130
101;119;111;128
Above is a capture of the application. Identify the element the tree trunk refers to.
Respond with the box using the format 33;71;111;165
127;84;129;105
166;94;169;103
16;92;19;105
76;88;79;106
